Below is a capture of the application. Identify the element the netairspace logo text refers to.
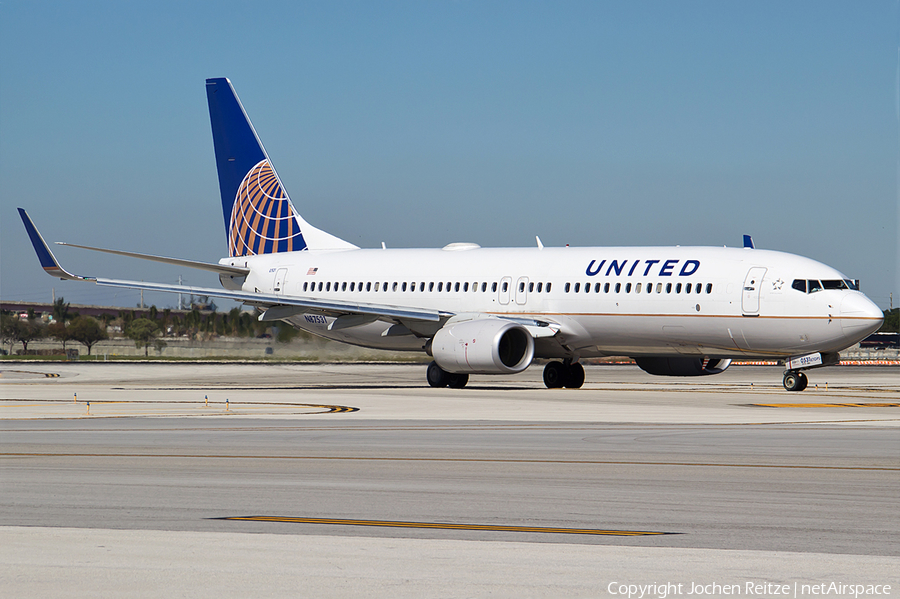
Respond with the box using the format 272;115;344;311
605;581;892;598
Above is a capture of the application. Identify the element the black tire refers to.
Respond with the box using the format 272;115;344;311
543;361;566;388
447;373;469;388
565;363;585;389
783;371;805;392
427;361;449;388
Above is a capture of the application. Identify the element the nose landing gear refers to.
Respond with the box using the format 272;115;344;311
782;370;808;392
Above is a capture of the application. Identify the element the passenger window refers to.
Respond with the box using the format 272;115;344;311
303;282;308;292
481;282;487;292
350;282;355;291
454;282;460;292
492;282;498;293
401;282;407;292
546;282;552;292
326;282;331;292
537;282;543;293
705;283;712;294
635;283;642;293
584;283;590;293
429;282;434;292
438;282;443;292
625;283;632;293
676;283;682;294
565;283;571;293
366;282;371;292
529;282;534;292
420;282;425;292
666;283;672;293
574;283;580;292
614;282;621;293
656;283;662;293
604;282;610;293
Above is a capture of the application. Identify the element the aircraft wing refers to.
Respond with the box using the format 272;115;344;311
55;242;249;277
18;208;444;323
95;278;444;321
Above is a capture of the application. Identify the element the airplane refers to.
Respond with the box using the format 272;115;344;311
18;77;884;391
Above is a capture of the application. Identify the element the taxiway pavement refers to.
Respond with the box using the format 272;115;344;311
1;363;897;597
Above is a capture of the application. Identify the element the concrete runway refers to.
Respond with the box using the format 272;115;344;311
1;363;898;597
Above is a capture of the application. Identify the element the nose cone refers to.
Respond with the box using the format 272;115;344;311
840;294;884;339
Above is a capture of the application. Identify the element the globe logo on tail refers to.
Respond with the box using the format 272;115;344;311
228;160;306;256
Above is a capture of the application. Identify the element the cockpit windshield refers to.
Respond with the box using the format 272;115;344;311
791;278;860;294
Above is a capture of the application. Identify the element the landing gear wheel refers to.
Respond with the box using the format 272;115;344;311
447;373;469;388
427;361;450;388
564;363;585;389
543;361;566;388
783;370;808;392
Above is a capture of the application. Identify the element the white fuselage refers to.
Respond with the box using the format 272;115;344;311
219;245;882;360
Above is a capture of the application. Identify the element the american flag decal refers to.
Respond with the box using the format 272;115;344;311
307;267;318;275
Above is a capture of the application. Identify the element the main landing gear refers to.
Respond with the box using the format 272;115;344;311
542;361;585;389
782;370;808;392
426;361;469;388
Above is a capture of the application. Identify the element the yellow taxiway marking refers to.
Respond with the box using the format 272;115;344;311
218;515;671;536
0;400;358;415
3;453;895;471
0;370;59;378
751;403;900;408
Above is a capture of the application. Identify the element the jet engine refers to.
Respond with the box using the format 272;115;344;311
432;319;535;374
634;357;732;377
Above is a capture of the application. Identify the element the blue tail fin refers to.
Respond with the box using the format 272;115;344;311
206;77;307;257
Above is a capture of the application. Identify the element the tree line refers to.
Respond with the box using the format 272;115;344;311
1;298;301;357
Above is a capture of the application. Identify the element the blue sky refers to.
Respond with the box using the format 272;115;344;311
1;1;897;310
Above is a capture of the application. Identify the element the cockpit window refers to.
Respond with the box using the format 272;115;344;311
793;278;860;293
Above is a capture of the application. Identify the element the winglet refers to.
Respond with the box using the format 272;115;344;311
18;208;91;281
742;234;755;249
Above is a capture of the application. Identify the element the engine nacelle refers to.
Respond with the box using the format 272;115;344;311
634;357;732;377
432;319;535;374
